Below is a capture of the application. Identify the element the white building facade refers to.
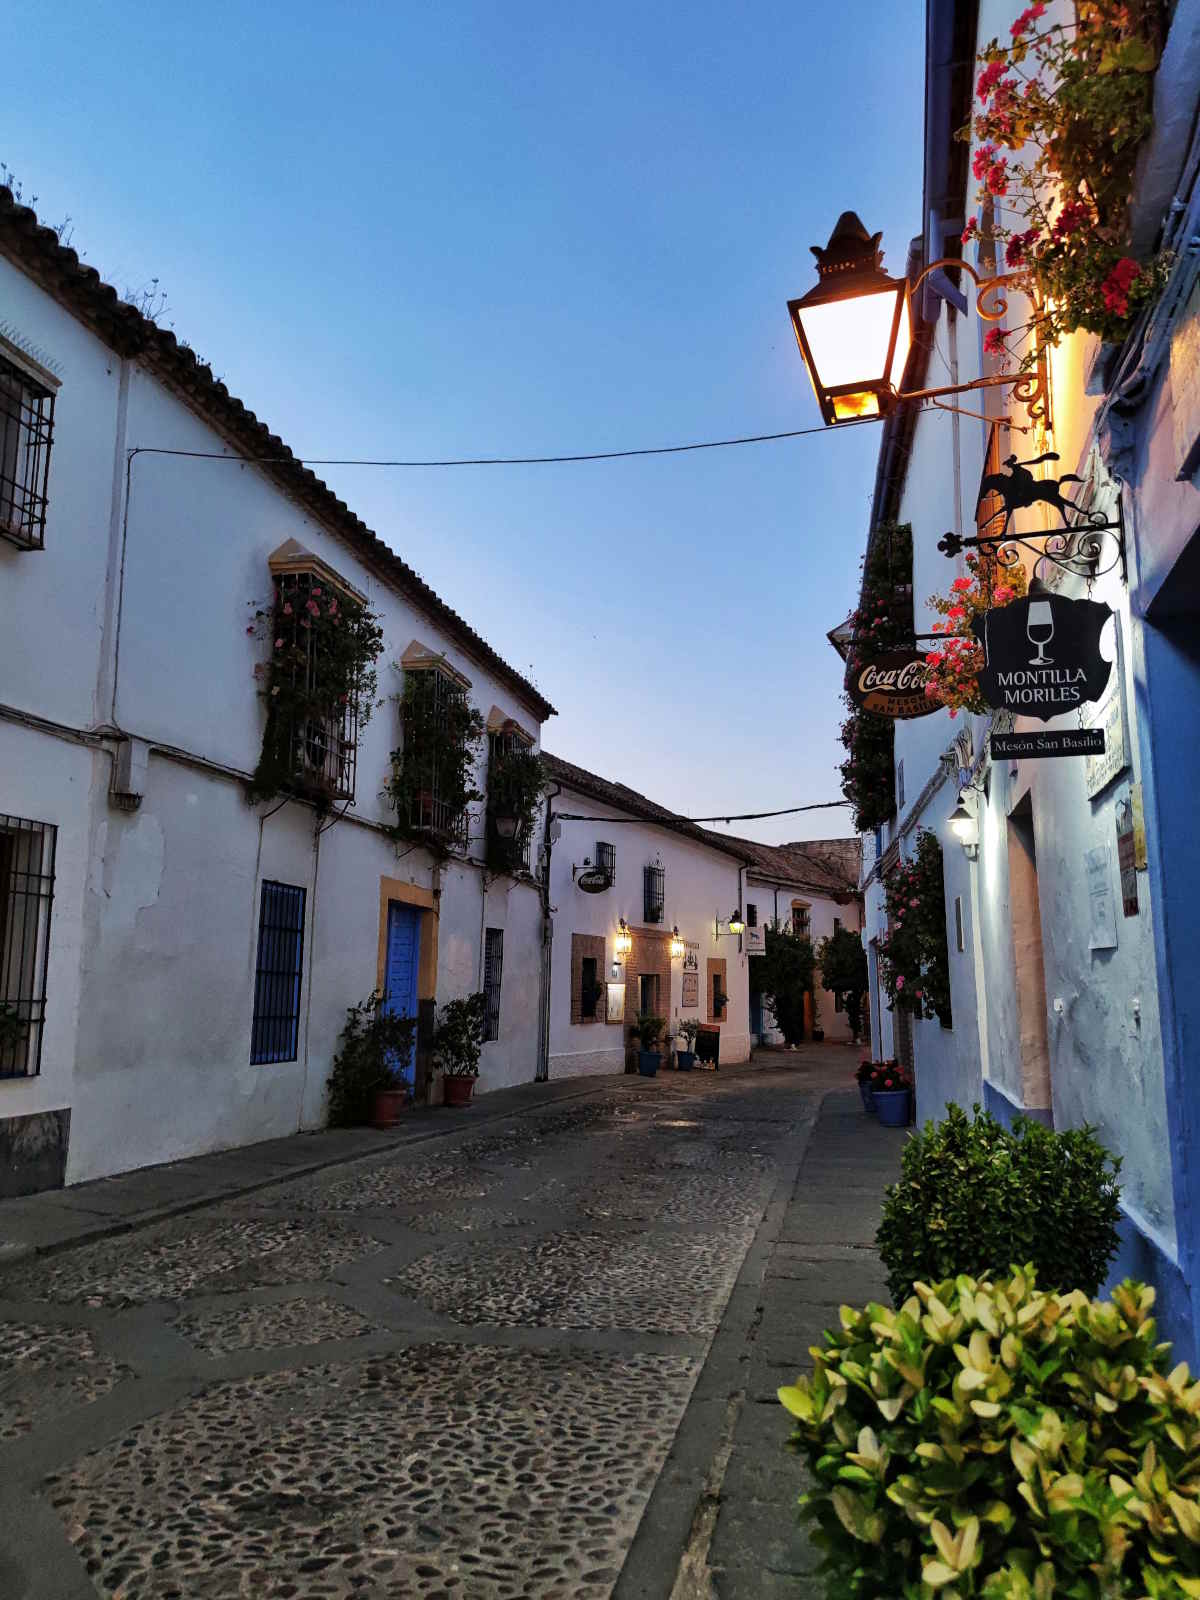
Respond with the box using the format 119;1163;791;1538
0;189;555;1194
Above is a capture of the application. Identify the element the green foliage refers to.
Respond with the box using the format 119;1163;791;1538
246;577;384;808
384;668;485;851
633;1012;666;1050
326;992;417;1126
839;524;913;833
877;1104;1122;1305
486;741;544;873
869;1060;913;1095
433;992;488;1078
878;831;953;1026
759;921;816;1045
819;926;869;1041
678;1017;703;1048
779;1267;1200;1600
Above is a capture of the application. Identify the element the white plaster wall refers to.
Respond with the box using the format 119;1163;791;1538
744;876;862;1043
548;796;752;1075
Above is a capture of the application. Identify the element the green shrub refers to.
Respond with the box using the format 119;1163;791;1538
779;1268;1200;1600
433;992;488;1079
326;992;417;1126
877;1104;1121;1304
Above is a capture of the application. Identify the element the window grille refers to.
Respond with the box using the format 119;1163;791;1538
401;668;470;845
581;955;599;1020
746;902;758;928
897;759;906;809
271;572;358;803
596;841;615;884
483;927;504;1042
250;881;307;1064
643;864;665;924
0;814;56;1079
487;728;535;868
793;905;811;938
0;354;55;551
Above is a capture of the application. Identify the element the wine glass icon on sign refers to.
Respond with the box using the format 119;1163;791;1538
1026;600;1054;666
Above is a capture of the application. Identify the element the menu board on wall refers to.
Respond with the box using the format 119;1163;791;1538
681;974;699;1008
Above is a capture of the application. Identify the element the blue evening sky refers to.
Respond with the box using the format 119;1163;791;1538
7;1;923;844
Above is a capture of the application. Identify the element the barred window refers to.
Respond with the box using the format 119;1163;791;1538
269;571;359;803
483;927;504;1042
250;881;307;1065
746;903;758;927
0;814;57;1079
0;353;55;551
596;841;615;884
793;904;811;939
401;667;471;845
643;863;665;924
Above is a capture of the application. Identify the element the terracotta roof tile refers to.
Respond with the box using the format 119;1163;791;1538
0;185;555;723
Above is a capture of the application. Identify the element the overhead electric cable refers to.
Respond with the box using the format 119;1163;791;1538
126;415;882;470
553;800;852;825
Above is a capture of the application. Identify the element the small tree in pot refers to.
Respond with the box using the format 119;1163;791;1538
326;992;418;1129
633;1012;666;1077
677;1016;702;1071
433;992;488;1107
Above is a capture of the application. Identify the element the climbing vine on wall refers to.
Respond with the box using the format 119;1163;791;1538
877;830;953;1027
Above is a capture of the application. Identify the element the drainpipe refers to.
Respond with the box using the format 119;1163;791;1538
535;783;561;1082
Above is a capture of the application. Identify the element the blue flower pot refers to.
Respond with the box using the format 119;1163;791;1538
638;1051;660;1078
874;1089;910;1127
859;1082;876;1113
677;1051;695;1072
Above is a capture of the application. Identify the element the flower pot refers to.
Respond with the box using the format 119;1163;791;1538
874;1088;910;1127
443;1075;475;1108
677;1050;695;1072
372;1087;409;1129
859;1083;876;1113
637;1051;660;1078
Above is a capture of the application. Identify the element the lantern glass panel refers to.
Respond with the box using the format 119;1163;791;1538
797;284;904;395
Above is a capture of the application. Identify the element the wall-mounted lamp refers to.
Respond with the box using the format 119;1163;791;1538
614;918;633;958
949;794;979;859
716;909;745;938
669;926;685;961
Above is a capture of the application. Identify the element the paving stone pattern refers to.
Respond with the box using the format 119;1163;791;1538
0;1054;860;1599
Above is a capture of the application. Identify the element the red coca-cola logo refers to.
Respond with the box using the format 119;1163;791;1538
846;651;938;719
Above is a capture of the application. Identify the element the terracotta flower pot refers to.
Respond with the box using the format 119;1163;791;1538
372;1087;409;1129
443;1075;475;1108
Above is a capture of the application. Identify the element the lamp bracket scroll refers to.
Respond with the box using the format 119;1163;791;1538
937;451;1127;586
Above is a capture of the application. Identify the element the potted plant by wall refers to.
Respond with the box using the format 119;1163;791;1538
634;1012;665;1077
677;1017;701;1071
854;1058;876;1113
869;1058;912;1127
432;992;488;1107
325;992;418;1129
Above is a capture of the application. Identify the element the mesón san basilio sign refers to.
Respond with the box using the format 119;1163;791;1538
845;650;937;719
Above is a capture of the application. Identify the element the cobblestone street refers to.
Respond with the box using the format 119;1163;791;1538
0;1049;892;1600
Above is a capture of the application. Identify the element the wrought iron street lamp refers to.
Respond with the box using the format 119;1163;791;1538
726;909;745;937
788;212;1048;428
669;926;686;961
491;805;520;841
949;796;980;859
615;918;633;958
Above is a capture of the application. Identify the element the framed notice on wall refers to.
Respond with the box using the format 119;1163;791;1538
681;973;699;1009
605;983;625;1024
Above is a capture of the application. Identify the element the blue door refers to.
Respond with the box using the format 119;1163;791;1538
384;902;421;1089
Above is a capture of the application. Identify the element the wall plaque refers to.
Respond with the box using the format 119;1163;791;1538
605;982;625;1024
991;729;1104;759
846;651;938;718
681;973;699;1008
972;595;1113;720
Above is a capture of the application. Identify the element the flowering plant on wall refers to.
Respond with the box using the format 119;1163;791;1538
877;831;952;1026
960;0;1168;363
838;523;913;832
923;552;1028;716
245;575;384;807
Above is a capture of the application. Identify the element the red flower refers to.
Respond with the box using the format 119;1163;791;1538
1053;199;1091;239
976;60;1006;100
1011;1;1046;36
986;160;1009;197
983;327;1007;356
961;216;979;245
972;144;997;182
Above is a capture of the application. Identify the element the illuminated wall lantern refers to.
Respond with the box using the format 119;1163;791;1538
614;918;633;958
727;908;745;936
787;212;912;427
669;925;685;960
949;795;980;859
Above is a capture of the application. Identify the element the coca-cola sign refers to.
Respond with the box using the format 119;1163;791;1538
846;651;938;719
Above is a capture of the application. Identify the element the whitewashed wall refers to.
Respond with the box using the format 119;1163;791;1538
744;875;862;1043
0;252;548;1185
547;793;752;1077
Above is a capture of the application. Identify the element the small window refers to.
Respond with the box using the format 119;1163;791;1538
643;863;665;924
483;927;504;1041
712;973;727;1019
834;916;842;934
596;841;615;884
793;904;811;939
0;813;57;1079
581;955;599;1020
746;903;758;928
954;895;965;953
639;973;661;1016
250;881;307;1065
0;352;55;551
897;759;906;809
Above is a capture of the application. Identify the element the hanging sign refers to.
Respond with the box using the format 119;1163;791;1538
971;595;1113;721
576;868;610;894
991;729;1105;760
845;651;938;719
744;925;766;956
